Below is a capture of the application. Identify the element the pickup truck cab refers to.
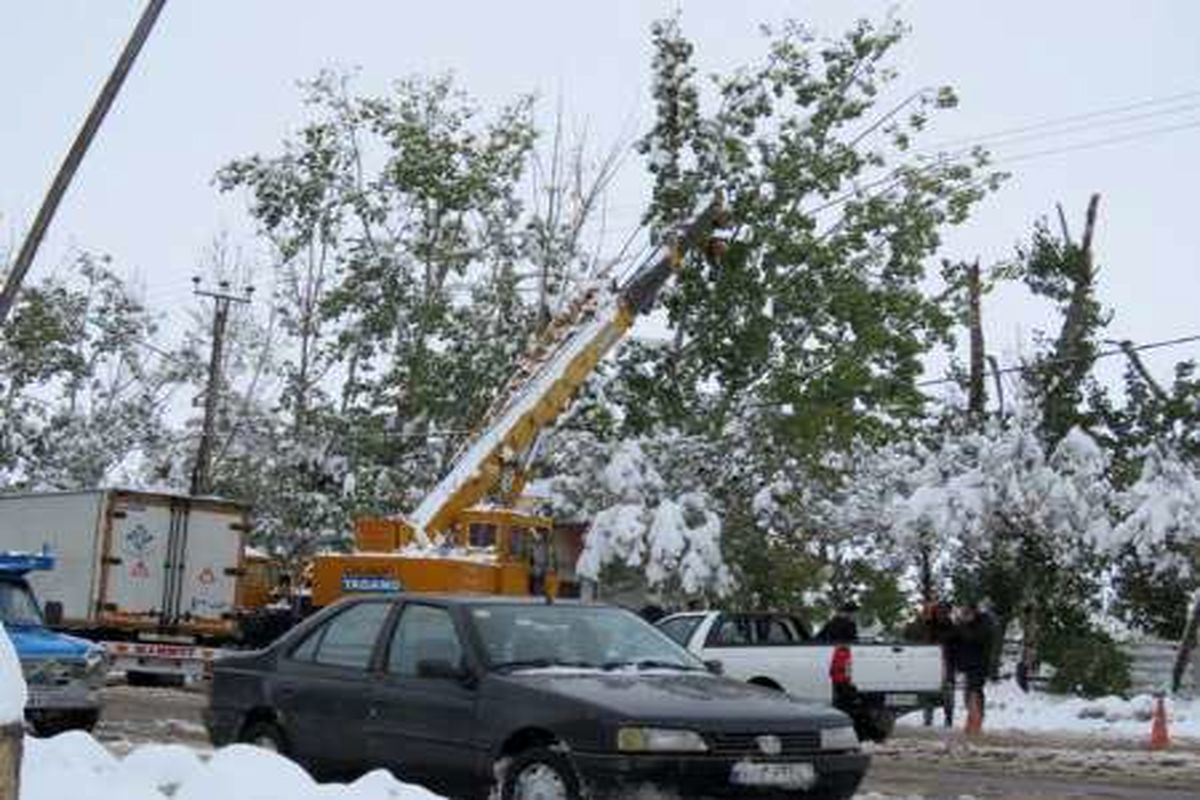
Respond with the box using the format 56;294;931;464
0;551;106;735
657;611;943;741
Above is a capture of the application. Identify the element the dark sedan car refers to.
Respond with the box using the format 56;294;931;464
205;595;869;800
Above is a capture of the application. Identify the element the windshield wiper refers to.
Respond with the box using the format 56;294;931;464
492;658;596;672
601;659;699;672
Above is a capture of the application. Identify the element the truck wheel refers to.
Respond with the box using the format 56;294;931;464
501;747;582;800
126;670;184;688
70;709;100;733
125;670;159;687
27;710;98;737
240;719;289;755
854;709;896;742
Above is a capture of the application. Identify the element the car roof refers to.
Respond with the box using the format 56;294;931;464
342;593;610;609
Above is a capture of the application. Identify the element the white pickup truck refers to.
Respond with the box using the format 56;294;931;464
656;610;945;741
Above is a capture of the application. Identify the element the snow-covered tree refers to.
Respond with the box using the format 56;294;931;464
533;431;730;600
833;404;1122;657
1115;443;1200;570
1109;443;1200;638
0;254;171;490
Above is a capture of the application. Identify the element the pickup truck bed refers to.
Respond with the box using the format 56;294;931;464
657;611;945;741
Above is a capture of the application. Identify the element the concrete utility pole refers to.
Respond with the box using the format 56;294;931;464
0;0;168;327
190;278;252;496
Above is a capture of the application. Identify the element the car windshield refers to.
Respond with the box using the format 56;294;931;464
470;603;704;673
0;579;43;627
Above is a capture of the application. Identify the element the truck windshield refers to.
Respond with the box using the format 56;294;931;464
0;579;43;627
471;604;704;672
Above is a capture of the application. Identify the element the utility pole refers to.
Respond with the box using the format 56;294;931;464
0;0;168;327
190;278;252;496
967;258;986;418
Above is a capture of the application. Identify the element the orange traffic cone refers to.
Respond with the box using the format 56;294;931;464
1149;695;1169;750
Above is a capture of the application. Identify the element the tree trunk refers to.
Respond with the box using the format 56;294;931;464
1173;592;1200;694
0;722;21;800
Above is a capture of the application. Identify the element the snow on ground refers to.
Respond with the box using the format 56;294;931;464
0;621;26;723
20;731;446;800
897;679;1200;741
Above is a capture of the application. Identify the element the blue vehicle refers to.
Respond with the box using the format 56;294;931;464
0;551;106;735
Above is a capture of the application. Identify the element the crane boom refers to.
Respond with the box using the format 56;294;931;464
408;196;726;540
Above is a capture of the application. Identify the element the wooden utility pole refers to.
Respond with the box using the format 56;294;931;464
0;0;167;327
0;721;19;800
967;259;986;417
190;279;252;496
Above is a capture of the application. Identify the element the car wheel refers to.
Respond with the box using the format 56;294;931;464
502;747;582;800
240;719;289;755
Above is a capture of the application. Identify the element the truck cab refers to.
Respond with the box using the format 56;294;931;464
657;610;945;741
0;551;106;735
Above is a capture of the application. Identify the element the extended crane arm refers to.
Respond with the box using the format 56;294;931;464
408;196;727;540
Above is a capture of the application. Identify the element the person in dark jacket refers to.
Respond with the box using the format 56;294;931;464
950;603;994;733
905;601;956;727
816;602;859;643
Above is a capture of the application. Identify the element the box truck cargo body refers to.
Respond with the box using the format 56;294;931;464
0;490;251;679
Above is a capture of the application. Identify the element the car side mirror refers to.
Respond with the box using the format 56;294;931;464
704;659;724;675
43;601;63;627
417;658;470;683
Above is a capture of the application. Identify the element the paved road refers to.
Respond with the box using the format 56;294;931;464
864;760;1200;799
92;684;1200;799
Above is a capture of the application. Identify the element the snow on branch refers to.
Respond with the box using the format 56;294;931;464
535;435;731;596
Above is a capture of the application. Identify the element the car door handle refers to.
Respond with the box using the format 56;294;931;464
368;706;380;719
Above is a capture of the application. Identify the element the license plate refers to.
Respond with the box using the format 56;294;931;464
886;692;919;707
730;762;815;789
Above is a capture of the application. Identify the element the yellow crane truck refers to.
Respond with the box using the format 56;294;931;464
310;198;728;607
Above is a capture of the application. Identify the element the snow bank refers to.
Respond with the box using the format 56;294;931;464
900;679;1200;740
0;621;26;724
20;733;446;800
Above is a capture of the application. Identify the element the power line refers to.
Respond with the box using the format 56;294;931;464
923;88;1200;152
948;100;1200;152
916;333;1200;389
993;118;1200;165
743;332;1200;411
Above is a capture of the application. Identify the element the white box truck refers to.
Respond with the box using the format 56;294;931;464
0;489;252;682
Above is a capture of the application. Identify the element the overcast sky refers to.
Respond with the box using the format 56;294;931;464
2;1;1199;387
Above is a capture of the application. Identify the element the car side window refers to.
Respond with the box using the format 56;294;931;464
709;615;753;647
760;616;796;644
387;604;463;677
291;602;391;670
657;615;702;647
290;626;323;662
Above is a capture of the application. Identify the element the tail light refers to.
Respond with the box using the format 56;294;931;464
829;645;853;685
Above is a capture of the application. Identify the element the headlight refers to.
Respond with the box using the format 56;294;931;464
820;726;859;751
84;648;107;677
617;727;708;753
